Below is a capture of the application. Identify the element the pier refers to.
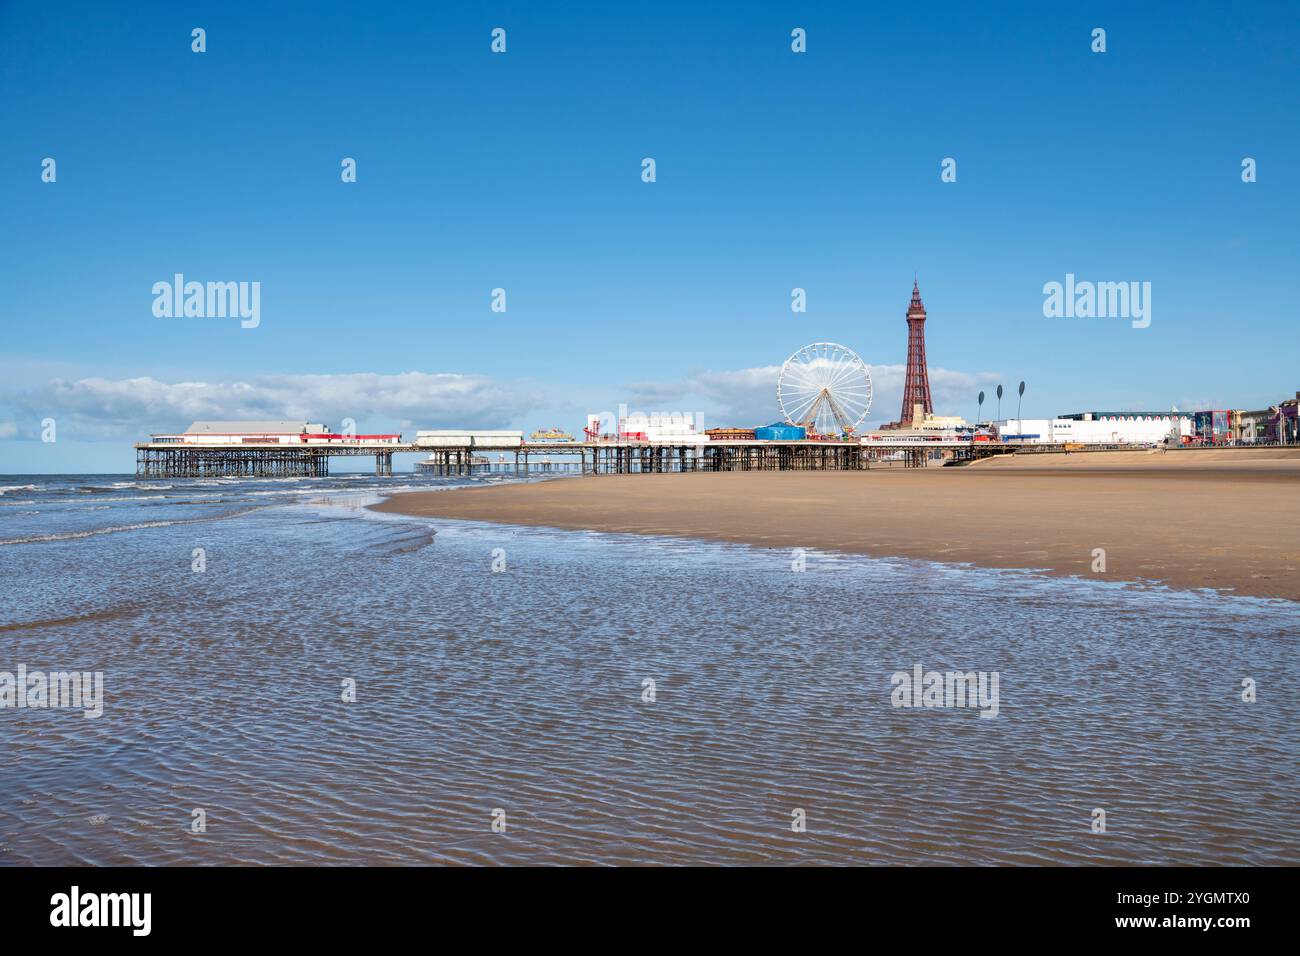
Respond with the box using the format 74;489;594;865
418;440;877;476
132;436;1042;478
136;442;396;478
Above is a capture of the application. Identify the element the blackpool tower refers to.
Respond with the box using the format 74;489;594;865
898;279;933;425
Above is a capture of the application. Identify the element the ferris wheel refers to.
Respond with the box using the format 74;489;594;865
777;342;873;435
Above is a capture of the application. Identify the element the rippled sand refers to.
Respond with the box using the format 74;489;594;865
2;479;1297;865
373;453;1300;600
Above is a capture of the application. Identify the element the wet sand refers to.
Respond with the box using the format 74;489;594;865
373;449;1300;600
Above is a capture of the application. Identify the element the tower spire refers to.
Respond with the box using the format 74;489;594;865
899;279;933;425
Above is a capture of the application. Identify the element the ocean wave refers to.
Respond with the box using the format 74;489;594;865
0;484;38;496
76;482;175;493
3;494;169;507
0;519;179;544
0;504;264;546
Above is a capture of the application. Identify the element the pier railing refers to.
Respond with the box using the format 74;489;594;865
135;442;398;477
132;437;1043;478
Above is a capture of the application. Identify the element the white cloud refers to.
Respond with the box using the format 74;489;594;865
2;363;1008;444
2;372;543;441
867;364;1004;424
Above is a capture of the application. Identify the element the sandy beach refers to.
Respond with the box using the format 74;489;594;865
373;449;1300;600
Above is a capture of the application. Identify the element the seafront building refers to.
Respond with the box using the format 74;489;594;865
1235;407;1274;443
1266;394;1300;443
994;414;1190;445
150;421;327;444
415;430;525;447
150;421;402;444
860;408;970;442
1230;395;1299;443
609;411;705;444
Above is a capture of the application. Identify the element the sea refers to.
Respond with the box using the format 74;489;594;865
1;472;1297;865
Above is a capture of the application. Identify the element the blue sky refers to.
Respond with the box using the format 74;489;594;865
2;1;1297;471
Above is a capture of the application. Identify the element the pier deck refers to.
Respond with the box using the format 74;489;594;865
133;438;1038;478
